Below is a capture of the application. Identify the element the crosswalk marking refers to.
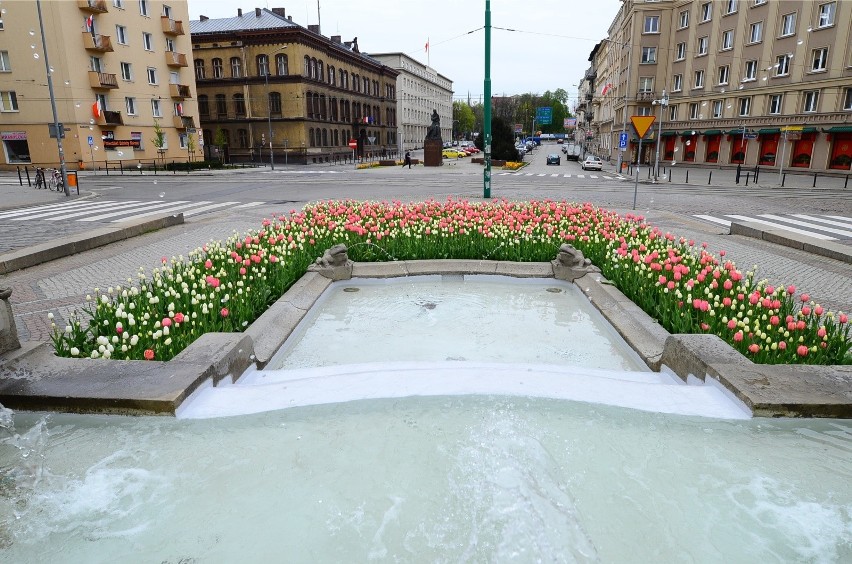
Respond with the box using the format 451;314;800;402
758;214;852;238
10;200;141;221
43;200;153;221
0;200;104;219
695;214;732;227
107;201;210;222
233;201;265;209
726;215;837;240
82;200;192;222
577;174;585;178
181;201;241;217
589;175;598;179
791;214;852;229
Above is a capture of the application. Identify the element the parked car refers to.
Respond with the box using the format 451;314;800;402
515;145;527;157
546;154;561;165
557;139;564;144
442;148;466;159
581;155;603;171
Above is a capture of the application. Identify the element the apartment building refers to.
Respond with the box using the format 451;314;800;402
589;0;852;172
0;0;198;169
368;53;454;152
189;8;400;164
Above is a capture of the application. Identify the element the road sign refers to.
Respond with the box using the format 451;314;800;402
348;139;358;150
745;133;758;140
87;136;94;146
630;116;656;139
48;123;66;139
619;132;628;149
536;107;553;125
514;123;523;134
186;127;197;134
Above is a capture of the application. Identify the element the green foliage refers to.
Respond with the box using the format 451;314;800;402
453;101;476;139
474;116;520;161
151;119;166;152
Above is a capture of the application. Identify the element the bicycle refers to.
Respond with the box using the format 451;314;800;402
34;167;47;190
49;169;64;192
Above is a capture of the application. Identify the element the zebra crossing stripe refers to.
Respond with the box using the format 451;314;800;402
0;200;105;219
537;174;546;177
10;200;140;221
563;174;572;178
827;215;852;222
758;214;852;238
726;215;837;240
42;200;153;221
695;215;731;227
107;201;213;222
79;200;192;222
590;175;598;179
551;174;559;177
791;214;852;229
577;174;585;178
232;201;266;209
181;201;241;217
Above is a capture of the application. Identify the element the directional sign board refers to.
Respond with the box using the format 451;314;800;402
619;132;628;149
630;116;656;139
536;106;553;125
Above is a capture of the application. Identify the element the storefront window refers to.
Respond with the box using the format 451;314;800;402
1;131;30;163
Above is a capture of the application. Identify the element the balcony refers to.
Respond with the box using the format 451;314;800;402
161;16;185;36
88;71;118;89
77;0;108;13
173;115;195;129
102;110;123;126
82;32;114;52
636;91;656;101
165;51;188;67
169;83;191;99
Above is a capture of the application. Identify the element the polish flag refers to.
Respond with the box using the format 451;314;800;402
85;15;94;31
176;103;183;115
601;83;613;96
425;38;429;53
92;98;101;118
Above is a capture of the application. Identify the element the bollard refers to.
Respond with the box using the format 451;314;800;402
708;171;712;185
813;172;817;188
105;162;109;176
119;161;123;174
686;169;689;183
17;166;23;187
647;167;651;179
173;161;176;175
754;166;760;183
24;166;31;187
154;160;158;175
668;170;671;182
845;175;849;189
735;164;741;184
745;172;750;186
782;173;786;187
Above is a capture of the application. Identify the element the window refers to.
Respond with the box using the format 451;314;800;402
212;58;223;78
125;97;136;115
162;4;171;18
718;65;730;85
233;94;246;116
0;51;10;72
237;129;248;149
803;90;819;112
151;98;162;117
142;32;153;51
269;92;282;114
676;42;686;60
194;59;205;80
178;132;187;149
780;13;796;36
818;2;835;27
723;0;737;15
230;57;241;78
257;54;269;77
678;9;690;28
744;60;757;81
738;97;751;116
116;25;128;45
639;77;654;93
701;2;712;22
644;16;660;33
694;70;705;88
139;0;148;17
198;95;209;117
748;21;763;43
165;38;174;53
768;94;782;114
712;100;723;118
669;105;678;121
672;74;683;91
215;94;226;116
844;88;852;111
95;94;108;114
811;48;828;72
637;106;652;116
721;30;733;50
0;91;18;112
753;0;766;5
276;54;288;76
120;62;132;81
113;0;124;7
328;65;335;85
641;47;657;63
689;103;699;119
90;56;102;72
697;36;708;55
775;54;791;76
146;67;157;84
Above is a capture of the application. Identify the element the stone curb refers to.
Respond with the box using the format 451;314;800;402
0;213;185;275
729;221;852;264
1;259;849;417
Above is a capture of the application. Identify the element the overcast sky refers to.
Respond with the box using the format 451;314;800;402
187;0;623;103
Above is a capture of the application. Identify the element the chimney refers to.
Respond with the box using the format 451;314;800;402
255;7;261;17
237;8;242;17
308;24;320;34
199;15;208;21
288;15;292;21
271;8;286;18
331;35;341;44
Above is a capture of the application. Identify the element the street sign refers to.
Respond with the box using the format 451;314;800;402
348;139;358;150
367;136;375;144
745;133;758;140
48;123;66;139
186;127;197;134
535;107;553;125
630;116;656;139
514;123;523;134
619;132;628;149
87;136;94;146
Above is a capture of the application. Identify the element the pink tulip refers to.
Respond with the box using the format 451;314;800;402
796;345;808;357
748;344;759;354
162;318;172;327
220;308;229;318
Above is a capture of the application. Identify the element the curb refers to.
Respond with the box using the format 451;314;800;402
0;213;185;275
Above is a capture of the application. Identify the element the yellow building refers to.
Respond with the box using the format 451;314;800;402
0;0;199;170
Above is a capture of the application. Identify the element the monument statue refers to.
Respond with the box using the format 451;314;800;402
426;109;442;141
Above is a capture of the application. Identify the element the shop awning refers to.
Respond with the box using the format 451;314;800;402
702;129;722;136
802;127;818;133
660;131;678;137
758;128;780;134
825;126;852;133
725;128;746;135
680;130;700;136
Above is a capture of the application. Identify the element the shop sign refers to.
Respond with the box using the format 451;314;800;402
1;131;27;141
104;139;141;149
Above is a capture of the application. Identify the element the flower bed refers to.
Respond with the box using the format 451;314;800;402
51;199;851;365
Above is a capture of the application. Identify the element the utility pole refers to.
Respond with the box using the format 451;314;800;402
483;1;492;199
36;0;69;196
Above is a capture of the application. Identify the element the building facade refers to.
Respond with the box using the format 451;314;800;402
0;0;199;169
368;53;454;151
189;8;400;165
589;0;852;172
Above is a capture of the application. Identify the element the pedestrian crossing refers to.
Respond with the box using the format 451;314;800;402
497;172;628;181
0;199;269;224
695;213;852;242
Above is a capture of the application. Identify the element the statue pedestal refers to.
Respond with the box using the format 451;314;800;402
423;139;443;167
0;288;21;355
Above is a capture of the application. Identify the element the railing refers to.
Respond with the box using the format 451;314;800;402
165;51;188;67
82;32;114;52
160;16;185;35
635;91;656;101
77;0;108;12
88;71;118;89
168;83;191;98
103;110;123;125
172;115;194;129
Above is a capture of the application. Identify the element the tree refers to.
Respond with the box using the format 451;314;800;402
474;116;519;161
453;101;476;141
213;128;228;164
151;119;167;163
186;133;197;162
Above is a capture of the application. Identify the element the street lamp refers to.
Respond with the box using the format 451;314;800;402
264;45;287;170
651;89;668;182
36;0;69;196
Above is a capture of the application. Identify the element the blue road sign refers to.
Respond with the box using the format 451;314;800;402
535;107;553;125
87;136;94;146
619;132;628;148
